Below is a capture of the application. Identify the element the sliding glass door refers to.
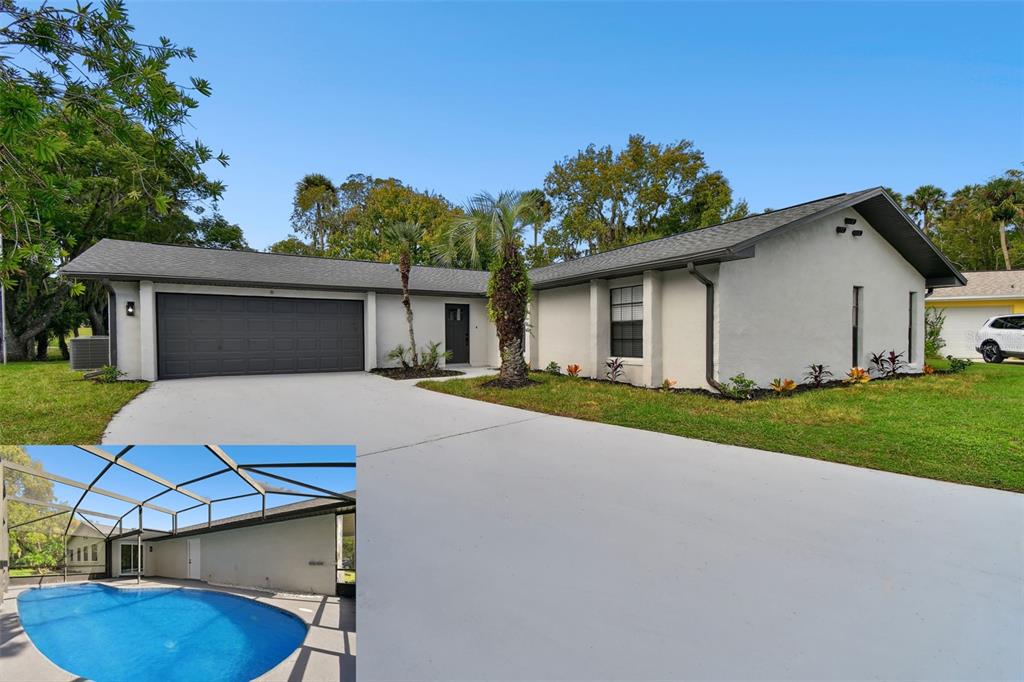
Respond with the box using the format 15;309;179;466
120;543;140;575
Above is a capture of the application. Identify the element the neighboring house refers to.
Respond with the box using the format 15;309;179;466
926;270;1024;359
108;496;355;596
66;523;107;575
62;187;964;388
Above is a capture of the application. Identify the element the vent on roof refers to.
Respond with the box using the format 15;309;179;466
69;336;110;371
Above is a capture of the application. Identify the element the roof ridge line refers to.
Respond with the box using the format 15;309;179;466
97;238;490;275
529;190;857;273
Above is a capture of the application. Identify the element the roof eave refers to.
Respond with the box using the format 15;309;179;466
530;247;753;290
60;271;487;298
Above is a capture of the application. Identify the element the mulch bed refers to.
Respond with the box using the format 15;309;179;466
531;367;957;402
371;367;465;380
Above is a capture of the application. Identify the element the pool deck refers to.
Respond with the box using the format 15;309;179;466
0;577;355;682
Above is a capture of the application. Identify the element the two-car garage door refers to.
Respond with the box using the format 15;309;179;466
156;293;364;379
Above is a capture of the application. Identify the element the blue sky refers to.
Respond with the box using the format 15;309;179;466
19;445;356;532
127;1;1023;251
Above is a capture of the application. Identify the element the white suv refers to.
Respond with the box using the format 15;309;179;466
976;315;1024;363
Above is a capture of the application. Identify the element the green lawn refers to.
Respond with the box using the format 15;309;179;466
421;361;1024;493
0;361;148;444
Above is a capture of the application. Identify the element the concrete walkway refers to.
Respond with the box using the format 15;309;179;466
104;372;1024;680
1;578;354;681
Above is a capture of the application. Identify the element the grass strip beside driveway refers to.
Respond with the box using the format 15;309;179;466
421;362;1024;493
0;361;148;444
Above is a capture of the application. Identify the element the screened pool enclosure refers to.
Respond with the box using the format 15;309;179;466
1;445;355;597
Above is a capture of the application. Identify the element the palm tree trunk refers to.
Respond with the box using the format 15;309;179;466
399;256;418;366
498;335;527;382
999;222;1012;270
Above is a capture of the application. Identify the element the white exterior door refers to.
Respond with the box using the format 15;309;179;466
187;538;201;580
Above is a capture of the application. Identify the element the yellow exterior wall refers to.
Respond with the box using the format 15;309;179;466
926;298;1024;313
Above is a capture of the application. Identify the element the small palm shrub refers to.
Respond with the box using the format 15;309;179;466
803;364;833;387
387;344;412;369
845;367;871;384
770;378;797;393
419;341;452;370
605;357;625;382
545;361;562;375
720;373;758;399
566;363;582;377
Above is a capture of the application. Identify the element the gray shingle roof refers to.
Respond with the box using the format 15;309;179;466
62;239;490;296
927;270;1024;299
62;187;964;293
530;188;876;286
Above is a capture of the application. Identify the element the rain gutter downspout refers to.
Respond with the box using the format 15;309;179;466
687;263;723;393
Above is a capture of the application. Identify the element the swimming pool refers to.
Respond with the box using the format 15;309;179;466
17;583;307;682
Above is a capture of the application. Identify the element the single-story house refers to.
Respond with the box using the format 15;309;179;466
61;187;964;388
926;270;1024;359
108;497;355;596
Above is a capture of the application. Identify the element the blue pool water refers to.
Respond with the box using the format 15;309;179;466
18;583;307;682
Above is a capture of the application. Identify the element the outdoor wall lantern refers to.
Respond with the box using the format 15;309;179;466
126;301;135;316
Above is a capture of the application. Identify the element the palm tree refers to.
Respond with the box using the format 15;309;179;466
981;171;1024;271
903;185;947;235
292;173;339;253
439;190;545;386
383;220;424;366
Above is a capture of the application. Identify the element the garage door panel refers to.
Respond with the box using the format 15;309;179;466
157;293;363;379
247;298;273;314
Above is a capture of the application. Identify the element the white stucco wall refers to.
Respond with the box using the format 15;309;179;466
375;295;497;368
146;514;337;595
535;284;591;374
533;270;712;389
660;268;712;389
109;280;142;379
717;208;927;386
106;280;498;379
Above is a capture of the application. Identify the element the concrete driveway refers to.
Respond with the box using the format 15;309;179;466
105;372;1024;680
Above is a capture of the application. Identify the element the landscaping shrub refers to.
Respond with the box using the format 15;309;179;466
845;367;871;384
92;365;125;383
923;364;936;375
605;357;625;382
545;361;562;375
925;308;947;358
769;378;797;392
419;341;452;371
720;373;758;399
946;355;973;373
387;341;451;372
566;363;582;377
869;350;906;378
803;364;833;387
387;344;412;368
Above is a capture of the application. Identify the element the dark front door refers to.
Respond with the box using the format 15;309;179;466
156;293;364;379
445;304;470;364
